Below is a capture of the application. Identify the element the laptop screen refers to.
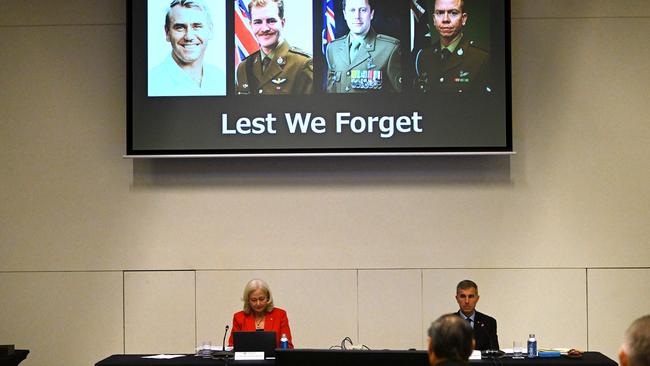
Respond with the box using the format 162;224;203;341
233;331;277;358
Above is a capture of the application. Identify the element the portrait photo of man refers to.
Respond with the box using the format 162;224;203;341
324;0;402;93
148;0;226;97
235;0;314;95
415;0;490;94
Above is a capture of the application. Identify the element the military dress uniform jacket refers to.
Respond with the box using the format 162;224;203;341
416;35;489;93
326;28;401;93
236;41;313;95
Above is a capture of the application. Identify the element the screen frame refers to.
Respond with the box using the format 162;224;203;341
126;0;513;158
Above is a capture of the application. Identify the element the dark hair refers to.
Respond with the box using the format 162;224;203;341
456;279;478;293
342;0;375;11
624;315;650;366
165;0;212;32
248;0;285;19
428;314;474;361
433;0;465;13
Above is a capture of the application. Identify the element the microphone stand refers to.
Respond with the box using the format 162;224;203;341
211;325;234;359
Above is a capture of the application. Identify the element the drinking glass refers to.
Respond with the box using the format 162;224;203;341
513;340;524;359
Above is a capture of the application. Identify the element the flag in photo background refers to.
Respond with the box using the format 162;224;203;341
322;0;336;55
234;0;258;71
411;0;432;51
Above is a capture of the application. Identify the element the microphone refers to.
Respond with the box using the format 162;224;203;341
222;325;230;351
211;325;232;359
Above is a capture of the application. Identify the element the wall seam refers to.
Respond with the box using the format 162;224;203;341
122;271;126;354
420;269;424;349
356;269;360;343
194;270;198;351
585;267;589;350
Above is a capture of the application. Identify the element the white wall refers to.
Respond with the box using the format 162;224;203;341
1;1;649;366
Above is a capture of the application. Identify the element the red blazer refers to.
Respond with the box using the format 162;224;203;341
228;307;294;348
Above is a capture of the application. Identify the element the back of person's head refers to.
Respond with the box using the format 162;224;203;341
165;0;213;32
428;313;474;363
621;315;650;366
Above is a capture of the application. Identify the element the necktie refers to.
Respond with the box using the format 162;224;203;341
262;57;271;73
441;48;452;62
350;41;361;62
466;317;473;326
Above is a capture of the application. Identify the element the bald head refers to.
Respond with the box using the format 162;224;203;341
620;315;650;366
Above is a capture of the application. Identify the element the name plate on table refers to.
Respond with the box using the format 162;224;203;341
235;351;265;361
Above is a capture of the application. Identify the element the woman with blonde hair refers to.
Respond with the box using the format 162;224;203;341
228;279;293;348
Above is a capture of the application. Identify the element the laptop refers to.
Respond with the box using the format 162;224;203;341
232;330;277;358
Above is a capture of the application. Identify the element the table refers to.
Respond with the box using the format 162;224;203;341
473;352;617;366
96;354;271;366
0;350;29;366
276;349;617;366
96;350;616;366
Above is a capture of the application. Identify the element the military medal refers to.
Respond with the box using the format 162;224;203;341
351;69;382;90
277;57;285;66
272;78;287;84
454;70;470;83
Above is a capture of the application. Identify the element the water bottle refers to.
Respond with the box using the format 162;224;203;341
280;334;289;349
527;334;537;358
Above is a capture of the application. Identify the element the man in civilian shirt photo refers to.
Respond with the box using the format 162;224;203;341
149;0;226;96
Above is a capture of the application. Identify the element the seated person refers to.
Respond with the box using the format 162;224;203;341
619;315;650;366
228;278;293;348
454;279;499;350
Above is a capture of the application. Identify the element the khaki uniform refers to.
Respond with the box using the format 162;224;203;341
326;28;401;93
415;36;490;94
236;41;313;95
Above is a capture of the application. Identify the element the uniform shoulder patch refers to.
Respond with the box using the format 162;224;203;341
466;39;489;53
289;46;312;59
330;35;347;45
376;33;400;45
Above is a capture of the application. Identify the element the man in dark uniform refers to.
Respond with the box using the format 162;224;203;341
325;0;401;93
427;314;475;366
454;280;499;351
236;0;313;95
416;0;489;93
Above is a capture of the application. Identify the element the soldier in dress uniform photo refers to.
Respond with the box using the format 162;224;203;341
235;0;313;95
415;0;490;94
325;0;402;93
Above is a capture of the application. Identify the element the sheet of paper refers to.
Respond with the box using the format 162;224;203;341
470;350;482;360
142;354;185;359
234;351;265;361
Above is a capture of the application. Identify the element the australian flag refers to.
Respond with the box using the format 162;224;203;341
322;0;336;55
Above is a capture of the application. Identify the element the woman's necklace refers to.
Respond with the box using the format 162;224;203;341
256;316;264;328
